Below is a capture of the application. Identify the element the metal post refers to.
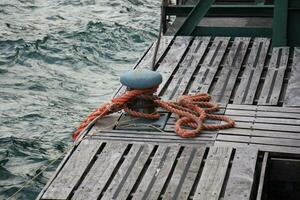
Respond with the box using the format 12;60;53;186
272;0;288;47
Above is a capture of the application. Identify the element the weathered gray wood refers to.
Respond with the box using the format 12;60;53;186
143;145;181;200
227;104;300;113
101;144;152;200
217;134;300;147
92;137;212;146
215;141;300;154
162;37;210;100
42;140;102;200
224;115;300;126
223;148;258;200
176;147;206;200
162;147;196;199
219;128;300;140
113;144;153;199
214;141;249;148
217;134;250;144
225;109;300;119
226;104;259;110
131;145;169;200
36;147;74;200
258;47;290;105
256;152;268;200
87;114;121;136
137;36;174;70
189;37;230;94
234;38;270;104
91;131;215;142
157;37;192;95
95;129;209;136
72;142;128;200
284;47;300;106
227;121;300;132
193;147;232;200
250;144;300;154
211;37;250;103
252;137;300;147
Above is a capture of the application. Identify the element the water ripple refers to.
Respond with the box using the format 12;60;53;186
0;0;160;199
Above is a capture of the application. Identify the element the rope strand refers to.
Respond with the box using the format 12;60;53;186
72;87;235;140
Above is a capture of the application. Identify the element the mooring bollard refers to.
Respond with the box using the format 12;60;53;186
120;69;162;115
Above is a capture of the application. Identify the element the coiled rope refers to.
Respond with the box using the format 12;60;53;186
72;86;235;140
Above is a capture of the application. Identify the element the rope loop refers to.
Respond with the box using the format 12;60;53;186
72;87;235;140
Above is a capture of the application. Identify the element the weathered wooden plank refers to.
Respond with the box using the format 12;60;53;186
225;109;300;119
193;147;232;200
217;135;250;144
211;37;250;103
176;147;206;200
101;144;152;200
258;47;290;105
92;137;212;146
214;141;249;148
112;144;153;199
256;152;268;200
252;137;300;147
94;129;207;136
219;129;300;140
42;140;102;200
227;104;300;113
36;148;74;200
223;148;258;200
72;142;128;200
162;37;210;100
137;36;174;70
218;134;300;148
284;47;300;107
227;121;300;132
157;36;192;95
225;115;300;126
91;131;215;142
131;145;169;200
189;37;230;94
162;147;198;199
87;114;121;136
143;145;181;200
250;144;300;154
234;38;270;104
226;104;258;110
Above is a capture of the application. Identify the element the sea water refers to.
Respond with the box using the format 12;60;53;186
0;0;159;199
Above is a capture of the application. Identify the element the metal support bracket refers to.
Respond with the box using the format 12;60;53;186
175;0;215;36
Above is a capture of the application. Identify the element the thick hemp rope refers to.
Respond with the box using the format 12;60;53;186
72;86;235;140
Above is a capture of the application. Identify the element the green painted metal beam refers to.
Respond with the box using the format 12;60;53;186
272;0;288;47
288;0;300;47
191;27;272;38
166;5;274;17
165;5;274;17
175;0;215;36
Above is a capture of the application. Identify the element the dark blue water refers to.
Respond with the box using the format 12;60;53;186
0;0;159;199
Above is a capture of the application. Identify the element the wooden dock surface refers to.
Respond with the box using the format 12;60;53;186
38;36;300;200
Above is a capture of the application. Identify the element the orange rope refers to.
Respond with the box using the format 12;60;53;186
72;87;235;140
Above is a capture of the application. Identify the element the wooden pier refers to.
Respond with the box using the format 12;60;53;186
37;36;300;200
